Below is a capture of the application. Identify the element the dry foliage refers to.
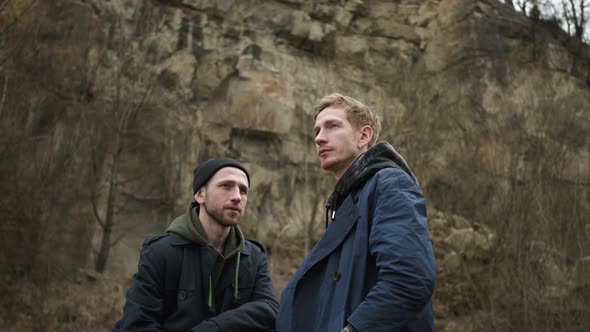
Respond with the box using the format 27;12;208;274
0;271;127;332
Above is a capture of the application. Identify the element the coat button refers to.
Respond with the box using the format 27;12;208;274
333;272;341;281
177;290;187;301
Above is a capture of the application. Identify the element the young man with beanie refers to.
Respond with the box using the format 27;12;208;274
114;158;278;332
276;93;436;332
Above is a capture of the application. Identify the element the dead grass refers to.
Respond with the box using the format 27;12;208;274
1;270;128;332
1;234;588;332
0;239;304;332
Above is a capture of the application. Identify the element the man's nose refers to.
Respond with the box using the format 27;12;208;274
229;187;242;201
315;129;327;145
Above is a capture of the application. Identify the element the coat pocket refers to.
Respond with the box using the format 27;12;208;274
163;288;198;318
331;311;345;332
230;276;255;306
320;310;344;332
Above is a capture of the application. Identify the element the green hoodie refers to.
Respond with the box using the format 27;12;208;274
166;202;245;313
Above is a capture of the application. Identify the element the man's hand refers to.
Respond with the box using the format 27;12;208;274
342;324;359;332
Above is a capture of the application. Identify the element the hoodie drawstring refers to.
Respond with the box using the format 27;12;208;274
208;275;214;313
207;249;242;314
234;249;241;301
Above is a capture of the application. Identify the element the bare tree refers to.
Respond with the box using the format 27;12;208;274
0;0;36;118
92;89;154;273
0;0;37;66
0;0;98;280
561;0;590;42
514;0;534;14
90;17;158;273
505;0;590;42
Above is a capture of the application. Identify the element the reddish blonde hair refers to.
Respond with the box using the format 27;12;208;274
313;93;382;147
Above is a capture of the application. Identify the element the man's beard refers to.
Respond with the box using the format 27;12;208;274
203;202;239;227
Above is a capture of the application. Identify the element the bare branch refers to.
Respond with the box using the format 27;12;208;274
0;0;38;66
0;73;7;118
91;192;105;228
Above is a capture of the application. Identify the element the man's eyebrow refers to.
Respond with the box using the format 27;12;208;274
218;179;248;189
313;118;342;132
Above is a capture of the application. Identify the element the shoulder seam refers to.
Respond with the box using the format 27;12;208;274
246;239;266;254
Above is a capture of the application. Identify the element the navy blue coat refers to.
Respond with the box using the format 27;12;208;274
113;232;278;332
277;167;436;332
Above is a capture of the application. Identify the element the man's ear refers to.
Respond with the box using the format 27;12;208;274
194;188;206;204
358;125;374;150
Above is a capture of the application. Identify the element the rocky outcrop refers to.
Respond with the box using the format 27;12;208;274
575;256;590;289
80;0;590;243
430;209;495;270
1;0;589;329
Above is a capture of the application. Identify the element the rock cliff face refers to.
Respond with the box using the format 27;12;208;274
77;0;590;270
1;0;590;329
91;0;590;218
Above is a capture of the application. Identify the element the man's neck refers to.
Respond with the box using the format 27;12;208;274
334;149;366;180
199;213;231;253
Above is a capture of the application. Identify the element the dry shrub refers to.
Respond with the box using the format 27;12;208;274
429;139;590;331
0;270;128;332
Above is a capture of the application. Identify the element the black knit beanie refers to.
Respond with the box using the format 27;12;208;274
192;158;250;194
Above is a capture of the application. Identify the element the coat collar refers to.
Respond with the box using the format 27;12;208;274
327;141;417;212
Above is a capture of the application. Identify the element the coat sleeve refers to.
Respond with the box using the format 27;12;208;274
113;237;166;332
347;169;436;330
192;249;279;332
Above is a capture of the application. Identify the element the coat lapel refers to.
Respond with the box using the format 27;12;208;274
296;194;359;279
